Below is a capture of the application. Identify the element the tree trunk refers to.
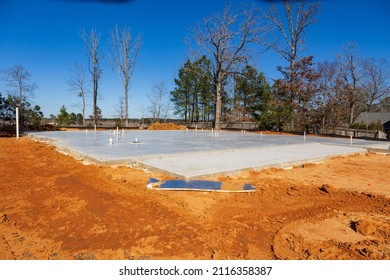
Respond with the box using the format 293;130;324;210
349;102;355;126
93;77;98;126
215;72;223;130
125;79;129;127
82;94;86;126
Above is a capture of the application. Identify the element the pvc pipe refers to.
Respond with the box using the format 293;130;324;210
16;107;19;140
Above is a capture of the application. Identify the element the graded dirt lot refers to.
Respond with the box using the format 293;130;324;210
0;136;389;260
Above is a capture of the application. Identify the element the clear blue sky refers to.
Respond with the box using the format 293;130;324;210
1;0;389;119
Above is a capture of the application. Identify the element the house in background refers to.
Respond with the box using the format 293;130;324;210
355;112;390;132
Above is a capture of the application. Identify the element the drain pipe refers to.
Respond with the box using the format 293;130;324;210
16;107;19;140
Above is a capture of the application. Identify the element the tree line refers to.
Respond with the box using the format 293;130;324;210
170;1;390;132
0;65;43;130
1;0;389;133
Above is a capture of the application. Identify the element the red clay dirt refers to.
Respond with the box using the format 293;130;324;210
0;136;389;260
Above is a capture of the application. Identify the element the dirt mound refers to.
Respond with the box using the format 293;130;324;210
272;212;390;260
147;122;186;130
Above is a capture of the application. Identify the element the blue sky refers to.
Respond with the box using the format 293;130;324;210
1;0;389;119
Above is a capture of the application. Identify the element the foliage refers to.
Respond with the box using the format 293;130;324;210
233;65;272;126
170;56;214;122
273;56;321;132
56;105;84;126
0;93;43;128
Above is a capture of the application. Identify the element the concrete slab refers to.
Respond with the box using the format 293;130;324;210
27;130;388;179
138;143;366;179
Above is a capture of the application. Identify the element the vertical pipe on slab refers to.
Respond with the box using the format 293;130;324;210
16;107;19;140
304;131;306;142
350;135;353;145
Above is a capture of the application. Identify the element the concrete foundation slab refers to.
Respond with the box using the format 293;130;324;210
139;143;366;179
27;130;389;179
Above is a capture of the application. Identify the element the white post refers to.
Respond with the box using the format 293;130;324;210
350;135;353;145
94;124;96;133
303;131;306;142
16;107;19;140
109;138;113;145
260;132;263;140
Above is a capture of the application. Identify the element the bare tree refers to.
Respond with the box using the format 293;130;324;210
109;25;143;127
317;60;344;130
147;80;171;121
80;28;102;126
2;65;38;110
363;58;390;112
263;0;320;130
114;96;126;126
337;42;365;126
191;4;262;129
67;62;88;125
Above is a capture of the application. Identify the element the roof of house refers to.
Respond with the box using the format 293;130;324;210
355;112;390;124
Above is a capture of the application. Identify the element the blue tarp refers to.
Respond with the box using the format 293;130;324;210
147;178;255;192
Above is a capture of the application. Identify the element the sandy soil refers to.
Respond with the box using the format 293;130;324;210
0;136;389;260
